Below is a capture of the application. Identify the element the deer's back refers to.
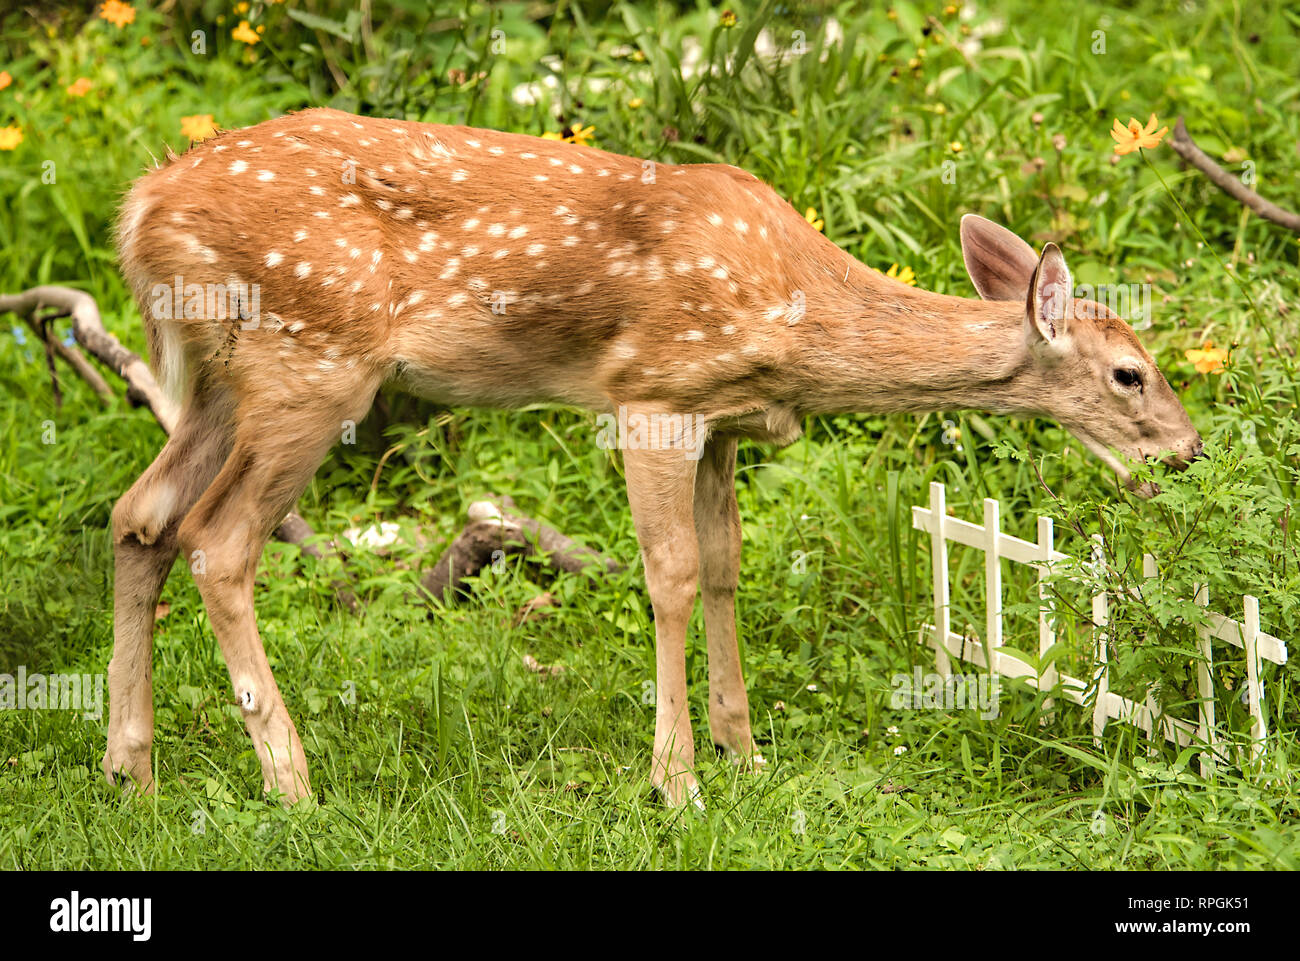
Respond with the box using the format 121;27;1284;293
117;107;834;414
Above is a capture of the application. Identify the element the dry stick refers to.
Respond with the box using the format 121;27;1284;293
421;496;625;602
27;309;116;405
0;285;358;611
1168;117;1300;233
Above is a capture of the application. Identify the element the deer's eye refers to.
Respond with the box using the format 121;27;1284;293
1114;368;1143;389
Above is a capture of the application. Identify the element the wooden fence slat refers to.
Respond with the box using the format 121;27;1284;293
1244;595;1265;763
1194;584;1216;777
1038;515;1057;719
1091;535;1110;745
928;482;952;676
984;498;1002;674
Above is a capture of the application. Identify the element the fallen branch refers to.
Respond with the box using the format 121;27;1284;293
1168;116;1300;233
421;497;625;602
0;284;356;610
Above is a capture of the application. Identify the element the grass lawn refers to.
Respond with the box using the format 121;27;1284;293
1;0;1298;869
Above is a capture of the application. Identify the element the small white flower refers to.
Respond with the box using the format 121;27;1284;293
893;745;908;757
341;521;402;550
806;683;819;693
886;725;900;737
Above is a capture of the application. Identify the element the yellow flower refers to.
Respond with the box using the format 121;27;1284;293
567;122;595;145
0;71;11;91
948;141;963;153
720;10;738;28
1185;342;1228;374
878;263;917;286
66;77;93;97
544;122;596;145
180;114;218;141
98;0;136;28
235;1;250;11
231;20;260;45
1110;113;1168;155
0;126;23;150
627;97;643;109
804;207;824;232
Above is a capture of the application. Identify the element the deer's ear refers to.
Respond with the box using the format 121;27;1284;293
960;214;1040;301
1025;242;1072;344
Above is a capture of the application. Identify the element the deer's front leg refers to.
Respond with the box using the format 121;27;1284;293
623;441;701;808
693;434;762;767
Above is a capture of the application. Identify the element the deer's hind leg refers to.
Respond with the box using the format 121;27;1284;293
105;382;236;792
693;433;762;767
175;371;381;803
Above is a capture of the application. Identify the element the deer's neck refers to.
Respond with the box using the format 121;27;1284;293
789;266;1036;417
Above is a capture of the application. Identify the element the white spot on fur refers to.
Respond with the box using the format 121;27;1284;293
266;251;284;267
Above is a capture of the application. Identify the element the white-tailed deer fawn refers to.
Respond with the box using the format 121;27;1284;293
106;107;1202;807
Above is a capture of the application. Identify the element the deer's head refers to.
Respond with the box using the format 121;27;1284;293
959;214;1202;495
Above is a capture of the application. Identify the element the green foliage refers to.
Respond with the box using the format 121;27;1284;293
1;0;1298;868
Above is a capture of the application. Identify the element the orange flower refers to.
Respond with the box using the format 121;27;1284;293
98;0;136;28
0;126;22;150
66;77;93;97
0;71;11;91
1185;342;1228;374
1110;113;1168;155
231;20;260;45
180;114;218;141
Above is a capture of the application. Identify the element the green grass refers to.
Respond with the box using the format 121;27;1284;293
1;0;1298;869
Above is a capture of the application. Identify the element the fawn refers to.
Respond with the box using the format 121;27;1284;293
106;107;1202;807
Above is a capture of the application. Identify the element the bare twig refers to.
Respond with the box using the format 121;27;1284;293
27;308;116;404
1168;117;1300;233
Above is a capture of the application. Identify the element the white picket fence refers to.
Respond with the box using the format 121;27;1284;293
910;482;1288;774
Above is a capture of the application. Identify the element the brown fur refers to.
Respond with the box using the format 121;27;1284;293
104;108;1201;806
